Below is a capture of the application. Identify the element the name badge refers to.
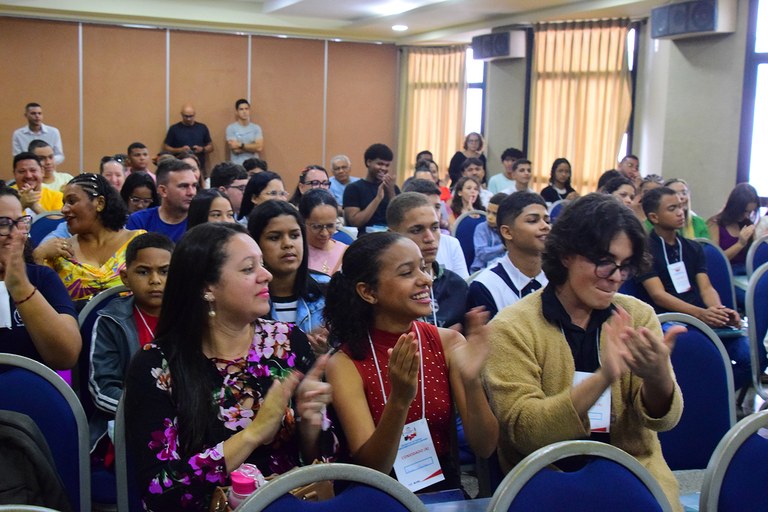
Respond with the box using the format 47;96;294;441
573;371;611;432
392;418;445;492
668;261;691;294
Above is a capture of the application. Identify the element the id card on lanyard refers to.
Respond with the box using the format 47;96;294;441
563;326;611;433
662;237;691;294
369;324;445;492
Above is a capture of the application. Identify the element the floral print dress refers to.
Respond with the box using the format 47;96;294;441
124;320;336;511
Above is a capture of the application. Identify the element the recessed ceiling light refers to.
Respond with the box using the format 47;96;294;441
392;24;408;32
332;38;342;42
277;34;288;38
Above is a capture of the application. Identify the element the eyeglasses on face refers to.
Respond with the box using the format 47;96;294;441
262;190;289;197
304;180;331;189
308;222;336;233
129;196;154;206
227;185;246;193
101;155;126;164
0;216;32;236
590;258;635;280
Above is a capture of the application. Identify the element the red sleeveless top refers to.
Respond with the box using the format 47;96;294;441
341;321;452;456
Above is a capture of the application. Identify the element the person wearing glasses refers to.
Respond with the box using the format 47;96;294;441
100;155;127;192
238;171;288;222
163;103;213;171
120;172;160;214
210;162;249;218
484;193;685;511
28;139;74;192
298;189;347;276
289;165;330;207
0;184;80;369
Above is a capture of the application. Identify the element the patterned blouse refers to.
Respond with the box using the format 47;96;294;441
124;320;336;511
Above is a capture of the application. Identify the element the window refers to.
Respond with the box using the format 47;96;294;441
465;48;486;135
617;26;639;162
739;0;768;196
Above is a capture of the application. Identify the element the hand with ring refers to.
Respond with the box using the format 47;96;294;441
32;237;74;264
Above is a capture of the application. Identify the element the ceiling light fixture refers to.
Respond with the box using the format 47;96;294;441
392;24;408;32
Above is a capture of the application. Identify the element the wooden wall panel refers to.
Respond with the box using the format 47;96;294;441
250;36;324;190
169;30;249;174
326;42;398;181
82;25;166;172
0;18;79;179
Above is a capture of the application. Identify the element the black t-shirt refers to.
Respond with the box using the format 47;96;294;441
342;179;400;235
637;231;707;311
164;122;213;169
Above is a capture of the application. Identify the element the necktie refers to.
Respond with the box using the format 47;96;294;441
521;279;541;297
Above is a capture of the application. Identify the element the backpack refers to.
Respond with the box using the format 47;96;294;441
0;410;72;511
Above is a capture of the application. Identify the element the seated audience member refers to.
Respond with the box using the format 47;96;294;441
461;158;492;206
470;192;508;273
618;154;641;187
387;192;468;328
402;179;468;278
426;159;452;202
448;132;487;187
501;159;534;194
126;159;198;242
328;155;359;207
449;176;484;228
540;158;579;205
89;233;174;447
488;147;524;194
596;169;622;192
124;223;334;510
100;155;127;192
602;176;636;208
289;165;331;207
120;172;160;214
187;189;235;230
468;192;550;319
664;178;710;239
238;171;287;222
325;232;497;493
343;143;400;235
243;157;268;176
0;184;80;369
299;189;347;275
632;175;664;225
28;139;74;192
178;151;205;189
707;183;760;275
210;162;248;219
400;160;434;196
38;173;145;305
12;152;63;214
415;149;433;163
483;193;685;511
639;189;752;388
248;200;330;338
127;142;156;182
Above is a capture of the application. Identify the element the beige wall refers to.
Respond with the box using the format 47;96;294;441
484;57;528;178
0;17;398;189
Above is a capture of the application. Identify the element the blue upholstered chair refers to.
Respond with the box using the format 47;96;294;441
657;313;736;470
451;210;487;269
332;226;355;245
0;354;91;512
488;440;673;512
235;463;427;512
700;409;768;511
114;396;143;512
548;199;570;223
696;238;737;310
29;211;65;247
746;233;768;276
747;262;768;400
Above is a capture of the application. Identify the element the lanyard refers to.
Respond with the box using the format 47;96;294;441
135;306;155;339
428;287;439;327
368;323;426;419
661;236;682;267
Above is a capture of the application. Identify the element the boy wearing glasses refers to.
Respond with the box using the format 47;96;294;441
467;191;550;319
638;187;752;390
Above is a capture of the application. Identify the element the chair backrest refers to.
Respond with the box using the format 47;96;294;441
696;238;737;310
747;262;768;400
657;313;736;470
548;199;569;223
332;226;355;245
0;507;62;511
114;396;142;512
235;463;428;512
0;354;90;512
746;233;768;276
451;210;487;269
700;409;768;511
29;211;65;247
488;440;672;512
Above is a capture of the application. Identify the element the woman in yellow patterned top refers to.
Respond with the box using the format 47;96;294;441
36;173;144;307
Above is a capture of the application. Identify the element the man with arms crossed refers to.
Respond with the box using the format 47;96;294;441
226;99;264;166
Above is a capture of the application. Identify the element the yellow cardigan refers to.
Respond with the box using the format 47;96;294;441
484;291;683;511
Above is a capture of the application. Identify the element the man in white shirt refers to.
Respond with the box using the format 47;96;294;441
226;99;264;165
501;159;536;194
12;103;65;165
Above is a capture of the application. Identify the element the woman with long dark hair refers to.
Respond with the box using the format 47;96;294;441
186;189;235;229
707;183;760;274
238;171;287;221
449;176;484;228
120;172;160;214
124;223;334;511
540;157;578;204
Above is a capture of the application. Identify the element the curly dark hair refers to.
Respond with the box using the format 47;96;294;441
324;231;404;359
67;173;128;231
542;193;649;286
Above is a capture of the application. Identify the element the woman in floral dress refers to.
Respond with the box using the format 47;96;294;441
124;222;335;511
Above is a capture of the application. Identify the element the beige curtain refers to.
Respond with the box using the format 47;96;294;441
529;19;632;193
397;46;466;184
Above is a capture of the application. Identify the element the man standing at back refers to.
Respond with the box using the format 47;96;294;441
12;103;65;165
163;103;213;172
226;99;264;166
126;159;198;242
343;143;399;235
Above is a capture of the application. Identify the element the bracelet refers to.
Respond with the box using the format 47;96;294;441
15;286;37;306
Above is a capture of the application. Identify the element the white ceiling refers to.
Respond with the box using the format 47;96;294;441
0;0;667;44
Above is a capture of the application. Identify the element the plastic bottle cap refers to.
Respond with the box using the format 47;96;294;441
230;470;257;495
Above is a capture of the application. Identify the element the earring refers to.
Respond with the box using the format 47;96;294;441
204;293;216;318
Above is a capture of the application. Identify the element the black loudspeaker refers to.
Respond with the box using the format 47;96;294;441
471;31;526;61
651;0;730;39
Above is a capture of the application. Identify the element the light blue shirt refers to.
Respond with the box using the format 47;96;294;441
329;176;359;206
225;122;263;165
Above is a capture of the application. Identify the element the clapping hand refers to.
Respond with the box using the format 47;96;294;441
450;307;491;382
387;333;419;407
296;355;332;428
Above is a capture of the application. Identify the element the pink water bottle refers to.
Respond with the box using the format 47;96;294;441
228;463;264;508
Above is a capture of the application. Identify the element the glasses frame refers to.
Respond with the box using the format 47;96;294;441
590;258;635;280
308;222;337;234
0;215;33;236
